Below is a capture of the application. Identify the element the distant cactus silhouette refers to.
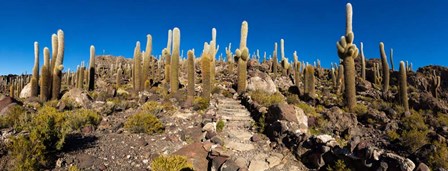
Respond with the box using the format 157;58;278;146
272;42;278;76
360;42;366;80
336;3;359;111
390;48;394;71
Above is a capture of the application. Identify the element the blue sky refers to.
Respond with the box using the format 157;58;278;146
0;0;447;75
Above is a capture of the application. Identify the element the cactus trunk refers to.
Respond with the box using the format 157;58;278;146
88;45;95;91
380;42;390;95
51;30;64;100
170;28;180;93
399;61;409;112
187;50;195;102
40;47;51;101
31;42;39;97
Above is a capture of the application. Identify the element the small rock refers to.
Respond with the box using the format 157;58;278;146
234;157;248;168
248;160;269;171
414;163;430;171
315;134;335;144
56;158;65;168
266;155;281;168
211;156;228;171
203;122;216;133
251;134;262;142
210;136;224;146
220;160;240;171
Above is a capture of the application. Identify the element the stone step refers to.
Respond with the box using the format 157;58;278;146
218;105;246;110
218;108;248;112
217;110;250;116
221;116;253;122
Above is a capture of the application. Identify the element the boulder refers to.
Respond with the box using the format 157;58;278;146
322;107;358;134
383;152;415;171
19;83;32;99
267;103;308;130
173;142;209;171
0;95;18;115
60;88;92;108
247;75;277;94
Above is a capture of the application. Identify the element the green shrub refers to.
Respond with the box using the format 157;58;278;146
66;109;102;131
43;100;59;108
401;110;427;131
151;155;193;171
216;120;225;132
286;94;300;104
222;89;233;98
124;112;164;134
68;165;81;171
296;102;318;117
401;128;428;152
249;90;284;107
142;101;164;115
428;141;448;169
327;160;350;171
386;130;399;141
193;97;209;111
0;105;29;131
9;106;68;170
436;113;448;127
352;104;368;115
211;86;221;95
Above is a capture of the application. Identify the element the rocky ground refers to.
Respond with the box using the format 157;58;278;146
0;55;447;171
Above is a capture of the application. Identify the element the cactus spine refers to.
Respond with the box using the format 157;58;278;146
336;3;359;111
187;50;195;102
360;42;366;80
379;42;390;95
390;48;394;71
51;30;64;100
133;41;142;92
40;47;51;101
399;61;409;112
31;42;39;97
143;34;152;90
237;21;249;94
88;45;95;91
170;28;180;93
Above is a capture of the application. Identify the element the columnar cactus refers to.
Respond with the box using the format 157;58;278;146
331;68;337;87
360;42;366;80
210;28;217;86
78;62;85;89
336;65;344;94
293;51;301;94
116;67;122;88
304;65;315;98
237;21;249;94
201;43;211;101
187;50;195;102
272;42;278;76
170;28;180;93
379;42;390;95
51;30;64;100
9;83;14;98
40;47;51;101
143;34;152;90
336;3;359;111
399;61;409;112
31;42;39;97
88;45;95;91
133;41;142;92
225;43;233;73
50;34;58;75
431;71;441;98
390;48;394;71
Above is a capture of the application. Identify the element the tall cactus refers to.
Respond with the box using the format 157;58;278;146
293;51;301;95
51;30;64;100
170;28;180;93
431;71;441;98
280;39;287;76
225;43;233;73
336;65;344;94
210;28;217;86
143;34;152;90
201;43;211;101
304;65;315;98
237;21;249;94
88;45;95;91
116;67;122;88
187;50;195;102
390;48;394;71
50;34;58;76
133;41;142;92
78;62;85;89
336;3;359;111
360;42;366;80
31;42;39;97
379;42;390;95
399;61;409;112
40;47;51;101
272;42;278;76
165;30;172;85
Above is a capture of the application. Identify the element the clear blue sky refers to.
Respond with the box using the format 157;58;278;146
0;0;447;75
